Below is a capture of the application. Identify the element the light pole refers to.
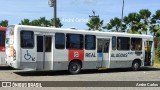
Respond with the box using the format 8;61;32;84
48;0;57;27
120;0;124;32
54;0;57;27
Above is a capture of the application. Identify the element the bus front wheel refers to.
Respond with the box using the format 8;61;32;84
132;61;140;71
68;61;81;74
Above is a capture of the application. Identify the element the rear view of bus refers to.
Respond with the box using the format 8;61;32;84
5;26;17;67
0;27;6;64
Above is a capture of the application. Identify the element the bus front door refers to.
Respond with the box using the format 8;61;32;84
37;35;52;70
97;39;110;68
144;41;153;66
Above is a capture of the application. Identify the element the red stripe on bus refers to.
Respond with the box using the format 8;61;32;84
0;27;6;31
68;50;84;61
0;47;5;52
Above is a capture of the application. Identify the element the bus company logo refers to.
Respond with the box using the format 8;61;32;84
2;82;11;87
74;52;79;58
68;50;84;61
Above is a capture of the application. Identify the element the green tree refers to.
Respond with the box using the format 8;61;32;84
86;11;103;31
123;12;142;34
150;10;160;48
30;19;40;26
150;25;160;37
0;20;8;27
104;17;125;32
19;17;63;28
139;9;151;34
50;18;63;28
150;10;160;37
19;19;31;25
38;17;50;27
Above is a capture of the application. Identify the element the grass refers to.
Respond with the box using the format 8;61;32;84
153;55;160;68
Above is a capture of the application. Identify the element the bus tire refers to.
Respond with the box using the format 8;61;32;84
132;61;140;71
68;61;81;74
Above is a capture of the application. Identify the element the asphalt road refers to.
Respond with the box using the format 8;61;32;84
0;65;160;90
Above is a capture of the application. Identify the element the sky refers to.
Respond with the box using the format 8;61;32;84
0;0;160;29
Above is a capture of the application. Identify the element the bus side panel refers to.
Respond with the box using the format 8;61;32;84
53;49;69;70
19;32;37;70
110;51;142;68
82;50;97;69
0;52;6;64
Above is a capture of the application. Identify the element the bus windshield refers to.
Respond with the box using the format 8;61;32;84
6;26;14;45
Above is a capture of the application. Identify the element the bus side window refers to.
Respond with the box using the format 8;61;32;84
112;36;116;50
21;31;34;48
131;38;142;50
55;33;65;49
85;35;96;50
66;34;83;50
117;37;130;50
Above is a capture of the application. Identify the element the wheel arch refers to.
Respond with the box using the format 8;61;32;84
132;58;142;66
69;59;83;68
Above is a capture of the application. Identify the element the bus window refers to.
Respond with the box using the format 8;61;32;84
55;33;65;49
117;37;130;50
131;38;142;50
85;35;96;50
45;36;52;52
103;41;109;53
112;36;116;50
66;34;83;49
97;39;103;53
0;31;5;46
21;31;34;48
145;41;152;52
37;36;43;52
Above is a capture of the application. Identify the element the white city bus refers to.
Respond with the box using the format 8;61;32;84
5;25;154;74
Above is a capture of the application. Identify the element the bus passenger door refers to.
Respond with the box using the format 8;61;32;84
97;39;110;68
21;31;37;70
37;35;52;70
144;41;153;66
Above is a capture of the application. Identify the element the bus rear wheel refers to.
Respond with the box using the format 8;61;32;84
132;61;140;71
68;61;81;74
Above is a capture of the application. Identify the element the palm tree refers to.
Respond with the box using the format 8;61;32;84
86;17;103;31
86;11;103;31
150;10;160;48
104;17;122;32
150;25;160;37
151;10;160;24
123;12;142;34
0;20;8;27
139;9;151;34
30;19;40;26
19;17;63;28
19;19;31;25
38;17;50;27
50;18;63;28
150;10;160;37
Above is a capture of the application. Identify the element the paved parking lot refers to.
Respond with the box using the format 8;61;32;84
0;65;160;90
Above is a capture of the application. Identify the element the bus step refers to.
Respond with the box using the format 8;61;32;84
98;68;107;70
